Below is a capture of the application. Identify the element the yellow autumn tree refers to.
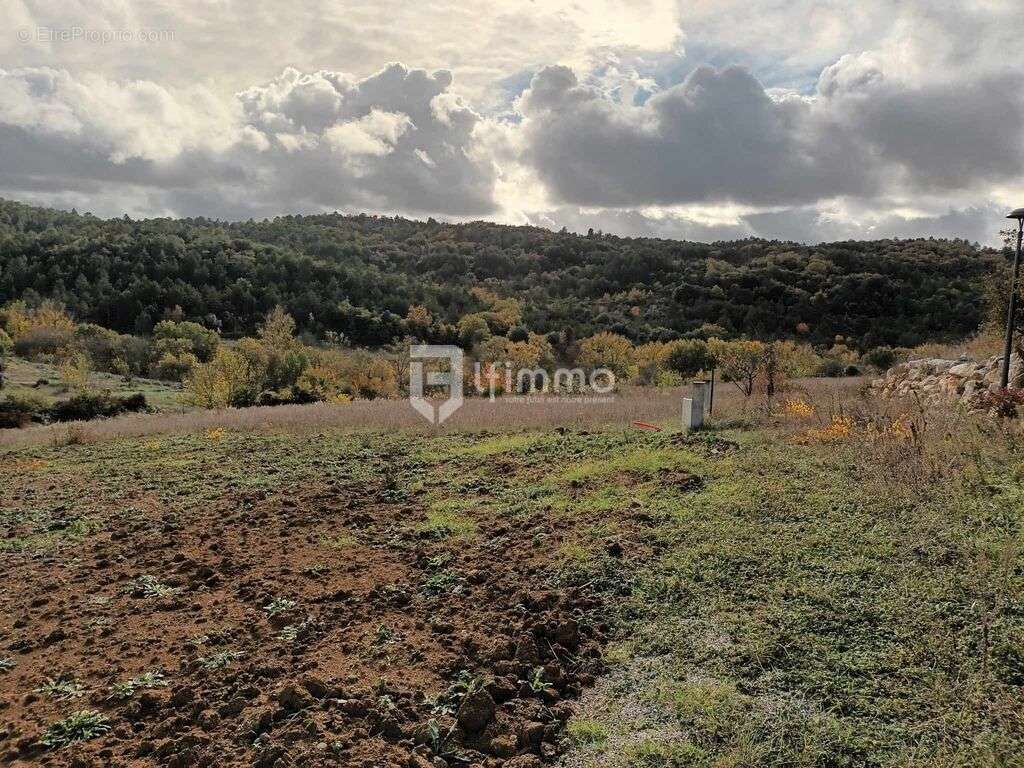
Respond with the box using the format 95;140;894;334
633;341;684;386
577;332;636;381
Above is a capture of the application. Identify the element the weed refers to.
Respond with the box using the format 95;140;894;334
108;671;168;700
524;666;547;692
422;568;462;596
426;671;489;716
36;676;86;701
372;624;399;648
199;649;244;670
125;574;177;598
263;597;297;617
40;710;111;749
320;534;356;550
567;719;609;747
0;657;14;672
416;508;475;539
623;739;708;767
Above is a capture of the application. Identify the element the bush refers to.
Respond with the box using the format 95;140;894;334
48;392;149;422
13;326;75;359
2;390;49;415
0;411;32;429
817;359;846;378
0;390;50;427
845;364;861;376
862;346;897;371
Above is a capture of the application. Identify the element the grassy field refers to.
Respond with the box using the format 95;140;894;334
1;384;1022;766
2;357;185;412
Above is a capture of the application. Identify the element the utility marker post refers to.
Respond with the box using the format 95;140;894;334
682;397;704;432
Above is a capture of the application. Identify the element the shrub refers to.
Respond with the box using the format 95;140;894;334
817;359;846;378
458;314;491;348
183;347;259;408
775;340;822;378
862;346;897;371
151;351;199;381
1;391;49;426
49;392;149;422
57;352;91;391
0;411;32;429
13;326;76;359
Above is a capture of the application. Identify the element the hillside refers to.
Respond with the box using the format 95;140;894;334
0;199;1002;350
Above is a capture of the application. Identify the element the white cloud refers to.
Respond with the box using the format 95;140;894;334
1;0;1023;244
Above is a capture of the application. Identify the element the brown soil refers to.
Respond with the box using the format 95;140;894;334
0;475;641;767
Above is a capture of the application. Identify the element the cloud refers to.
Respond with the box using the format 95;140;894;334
0;63;499;218
1;0;1023;245
516;59;1024;211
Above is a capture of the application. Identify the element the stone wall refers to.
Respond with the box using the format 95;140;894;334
871;353;1022;407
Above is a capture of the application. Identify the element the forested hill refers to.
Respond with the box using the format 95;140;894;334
0;198;1002;349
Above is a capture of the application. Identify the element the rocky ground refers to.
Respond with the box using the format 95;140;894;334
871;351;1022;406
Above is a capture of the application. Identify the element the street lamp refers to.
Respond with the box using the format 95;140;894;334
1001;209;1024;389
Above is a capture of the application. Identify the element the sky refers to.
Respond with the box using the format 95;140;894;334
1;0;1022;244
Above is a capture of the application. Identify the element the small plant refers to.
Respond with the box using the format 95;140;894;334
108;671;168;700
199;649;244;670
782;398;815;418
278;625;300;642
422;569;461;596
525;666;546;692
427;670;488;715
416;509;475;540
125;574;177;598
0;657;14;672
372;624;398;647
40;710;111;749
205;427;226;441
36;676;86;701
567;719;609;747
319;534;356;550
263;597;297;617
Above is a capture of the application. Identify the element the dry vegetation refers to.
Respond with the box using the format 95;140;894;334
0;378;866;450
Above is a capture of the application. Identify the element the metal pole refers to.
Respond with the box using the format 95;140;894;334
1000;219;1023;389
708;367;715;415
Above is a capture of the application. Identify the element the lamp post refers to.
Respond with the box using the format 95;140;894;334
1001;209;1024;389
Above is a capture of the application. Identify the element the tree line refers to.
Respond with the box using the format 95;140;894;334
0;199;1003;352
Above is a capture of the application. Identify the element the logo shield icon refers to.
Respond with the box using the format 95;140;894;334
409;345;464;424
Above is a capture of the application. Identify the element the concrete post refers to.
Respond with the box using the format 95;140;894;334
691;381;712;416
682;397;703;432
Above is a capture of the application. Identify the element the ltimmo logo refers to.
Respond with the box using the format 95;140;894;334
408;344;616;424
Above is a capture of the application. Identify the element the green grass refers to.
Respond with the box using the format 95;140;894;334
3;356;185;411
